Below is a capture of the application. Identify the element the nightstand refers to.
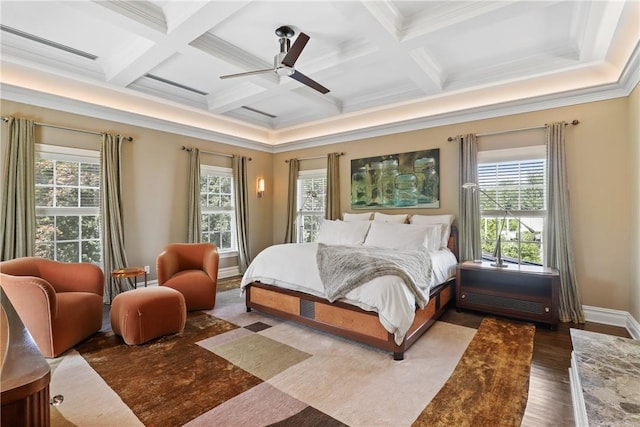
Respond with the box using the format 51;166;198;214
456;261;559;328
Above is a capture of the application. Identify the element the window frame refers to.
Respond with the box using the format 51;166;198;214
296;168;327;243
34;143;102;265
200;164;237;256
477;146;546;266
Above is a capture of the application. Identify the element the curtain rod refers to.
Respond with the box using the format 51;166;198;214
181;146;252;161
446;119;579;141
285;152;345;163
1;115;133;141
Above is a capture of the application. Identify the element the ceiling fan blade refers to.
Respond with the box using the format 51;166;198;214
289;70;330;94
281;32;310;67
220;68;273;79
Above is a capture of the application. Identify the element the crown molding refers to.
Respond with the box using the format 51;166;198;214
0;83;274;153
271;76;635;153
2;42;637;154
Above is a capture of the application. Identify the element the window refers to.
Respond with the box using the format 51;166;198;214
478;147;545;265
297;169;326;243
35;145;102;265
200;165;236;253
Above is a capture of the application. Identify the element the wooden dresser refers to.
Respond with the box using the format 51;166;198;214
1;288;51;426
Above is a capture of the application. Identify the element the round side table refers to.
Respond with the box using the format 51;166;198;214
111;267;148;299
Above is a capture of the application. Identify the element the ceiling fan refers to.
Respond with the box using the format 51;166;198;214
220;25;330;94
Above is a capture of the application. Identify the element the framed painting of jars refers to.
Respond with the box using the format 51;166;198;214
350;149;440;209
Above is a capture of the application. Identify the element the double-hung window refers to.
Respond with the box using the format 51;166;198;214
478;146;546;265
35;144;102;265
296;169;326;243
200;165;236;253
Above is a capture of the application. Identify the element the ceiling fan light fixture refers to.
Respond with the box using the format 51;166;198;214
219;26;329;94
276;66;295;77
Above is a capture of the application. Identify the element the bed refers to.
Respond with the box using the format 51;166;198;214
241;214;459;360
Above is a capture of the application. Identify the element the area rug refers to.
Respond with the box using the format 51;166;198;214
412;317;536;427
48;290;534;426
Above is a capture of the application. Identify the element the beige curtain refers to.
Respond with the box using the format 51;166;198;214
459;134;482;262
187;148;201;243
0;117;36;260
233;155;251;272
325;152;341;220
545;122;584;323
283;158;299;243
100;133;130;303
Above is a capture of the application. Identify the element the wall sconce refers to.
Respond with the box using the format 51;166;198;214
257;178;265;198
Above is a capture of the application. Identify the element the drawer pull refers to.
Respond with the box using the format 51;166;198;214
544;307;550;313
461;294;466;299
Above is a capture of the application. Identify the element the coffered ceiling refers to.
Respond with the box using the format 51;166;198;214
1;1;638;151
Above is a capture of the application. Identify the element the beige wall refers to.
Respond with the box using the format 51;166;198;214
2;89;638;315
274;95;637;314
629;83;640;321
0;100;274;280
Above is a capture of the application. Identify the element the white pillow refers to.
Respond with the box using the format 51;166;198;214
373;212;408;224
317;220;371;245
363;221;436;251
409;214;455;249
422;224;444;252
342;212;372;222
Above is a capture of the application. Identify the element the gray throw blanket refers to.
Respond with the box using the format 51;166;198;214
316;243;433;308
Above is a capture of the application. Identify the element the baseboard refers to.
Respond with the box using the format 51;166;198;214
583;305;640;340
219;266;241;279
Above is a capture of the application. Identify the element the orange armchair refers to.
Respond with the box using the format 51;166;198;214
0;257;104;358
156;243;219;311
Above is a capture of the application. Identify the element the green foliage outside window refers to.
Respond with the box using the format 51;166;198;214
298;175;326;243
35;157;101;264
479;160;545;265
200;171;235;251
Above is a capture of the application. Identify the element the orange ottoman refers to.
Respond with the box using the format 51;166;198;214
110;287;186;345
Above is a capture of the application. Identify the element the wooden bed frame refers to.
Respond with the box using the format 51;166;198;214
245;226;458;360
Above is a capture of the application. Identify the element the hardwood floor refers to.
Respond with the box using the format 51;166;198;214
440;307;632;427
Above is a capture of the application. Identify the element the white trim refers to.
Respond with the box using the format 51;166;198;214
201;164;232;176
569;353;589;427
218;265;241;279
627;315;640;341
298;168;326;178
36;143;99;159
36;143;99;166
583;305;640;340
219;251;238;259
478;146;546;163
2;41;637;153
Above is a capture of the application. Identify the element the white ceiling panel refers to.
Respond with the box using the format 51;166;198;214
0;0;638;148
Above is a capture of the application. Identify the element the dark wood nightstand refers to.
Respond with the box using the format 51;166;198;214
456;261;559;328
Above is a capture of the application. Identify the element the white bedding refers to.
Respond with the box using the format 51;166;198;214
240;243;458;345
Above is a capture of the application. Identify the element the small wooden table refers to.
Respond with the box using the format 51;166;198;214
111;267;148;294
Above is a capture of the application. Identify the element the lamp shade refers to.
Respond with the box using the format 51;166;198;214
257;178;265;197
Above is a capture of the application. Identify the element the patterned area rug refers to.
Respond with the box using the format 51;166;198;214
48;290;534;426
412;317;535;426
